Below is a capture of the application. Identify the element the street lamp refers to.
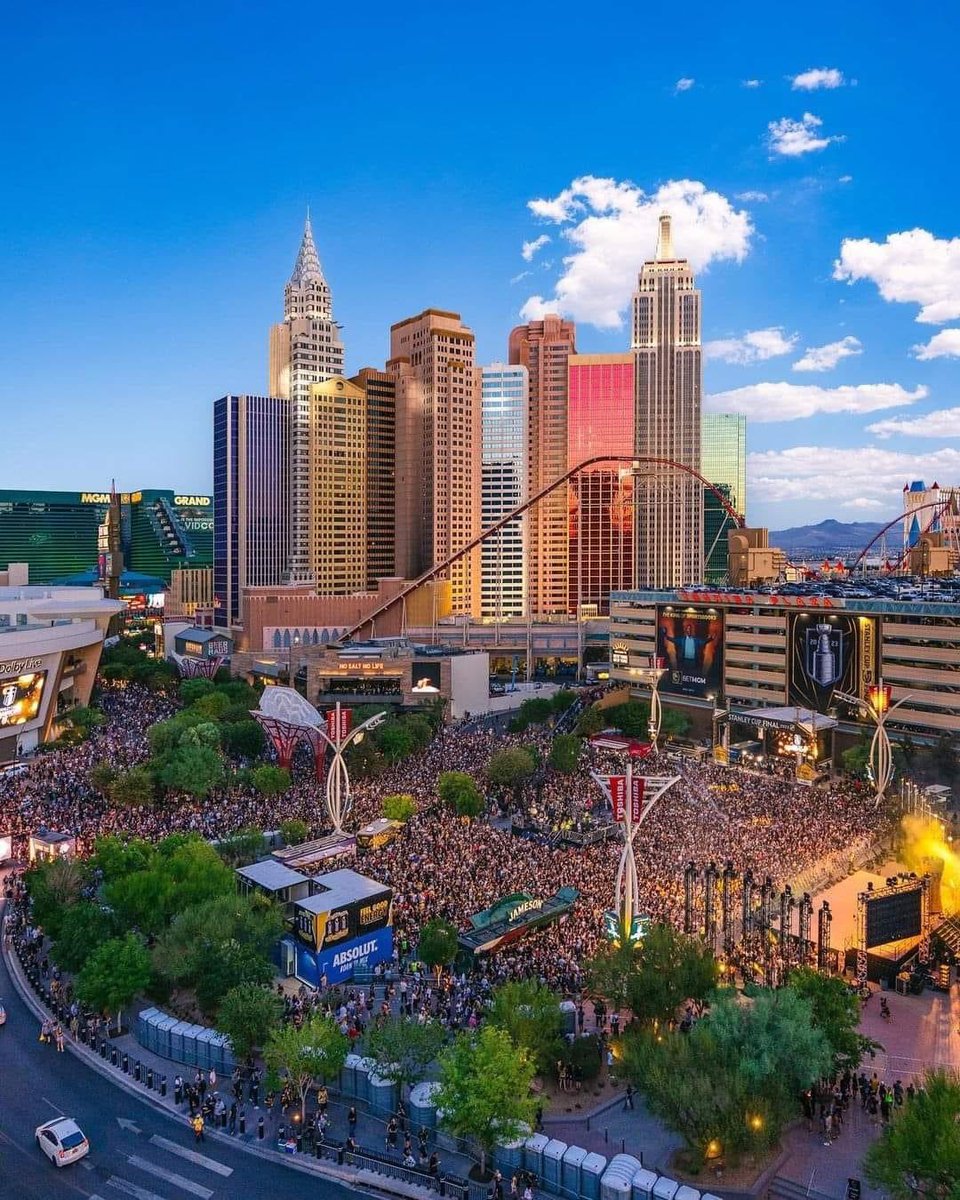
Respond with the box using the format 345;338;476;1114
312;702;387;834
630;655;668;751
834;678;910;806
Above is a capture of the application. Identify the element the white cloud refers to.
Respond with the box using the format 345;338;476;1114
792;335;863;372
521;177;752;329
868;407;960;439
791;67;845;90
914;329;960;359
742;79;763;89
510;270;532;285
838;175;853;184
834;229;960;324
521;235;551;263
736;190;769;202
707;381;926;422
705;327;798;364
748;444;960;507
674;77;695;93
842;497;885;510
768;112;843;157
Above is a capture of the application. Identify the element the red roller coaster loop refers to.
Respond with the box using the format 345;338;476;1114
848;499;954;573
337;454;742;645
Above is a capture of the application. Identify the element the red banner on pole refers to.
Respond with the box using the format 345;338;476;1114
631;775;645;824
326;708;353;743
607;775;626;822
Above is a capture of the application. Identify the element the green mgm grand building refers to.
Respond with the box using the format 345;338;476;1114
0;489;213;584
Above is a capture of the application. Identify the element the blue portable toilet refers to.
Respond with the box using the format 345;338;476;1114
562;1144;587;1197
195;1027;216;1070
354;1057;373;1105
543;1138;568;1191
581;1152;607;1200
169;1020;190;1064
652;1178;678;1200
559;1000;577;1037
156;1014;178;1059
601;1154;642;1200
368;1067;398;1115
524;1133;549;1177
410;1081;440;1131
494;1131;528;1178
342;1052;363;1098
675;1187;699;1200
209;1031;234;1075
181;1024;202;1067
632;1168;659;1200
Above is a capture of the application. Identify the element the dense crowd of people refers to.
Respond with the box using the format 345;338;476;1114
0;679;886;997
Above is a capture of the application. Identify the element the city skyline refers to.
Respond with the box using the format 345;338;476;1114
1;3;957;529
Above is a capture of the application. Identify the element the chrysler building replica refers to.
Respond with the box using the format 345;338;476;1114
632;213;704;589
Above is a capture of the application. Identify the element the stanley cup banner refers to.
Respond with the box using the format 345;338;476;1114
789;613;878;714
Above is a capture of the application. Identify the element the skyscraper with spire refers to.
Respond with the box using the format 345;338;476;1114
269;214;345;580
632;213;704;589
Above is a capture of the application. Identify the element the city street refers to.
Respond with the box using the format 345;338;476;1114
0;940;349;1200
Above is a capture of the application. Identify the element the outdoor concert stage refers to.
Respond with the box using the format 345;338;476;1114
813;858;926;965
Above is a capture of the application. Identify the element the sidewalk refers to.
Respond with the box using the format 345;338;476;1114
3;926;481;1200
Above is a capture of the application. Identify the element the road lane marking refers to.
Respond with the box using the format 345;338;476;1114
127;1154;214;1198
41;1097;66;1116
149;1134;233;1176
105;1179;168;1200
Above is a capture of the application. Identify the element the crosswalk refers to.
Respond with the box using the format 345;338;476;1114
87;1133;233;1200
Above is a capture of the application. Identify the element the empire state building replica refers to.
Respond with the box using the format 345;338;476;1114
632;213;704;589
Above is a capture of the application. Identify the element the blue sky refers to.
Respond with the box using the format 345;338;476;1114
2;0;957;528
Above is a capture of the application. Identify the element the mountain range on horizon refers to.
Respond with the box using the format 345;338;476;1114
768;517;896;554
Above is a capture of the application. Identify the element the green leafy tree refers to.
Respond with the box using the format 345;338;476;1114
842;738;871;780
264;1015;349;1121
864;1068;960;1199
64;705;106;733
383;794;417;822
216;827;269;866
344;736;385;780
152;891;282;989
436;1026;539;1177
76;932;151;1033
516;697;554;728
221;719;266;759
195;942;274;1016
217;984;284;1059
105;835;233;935
279;818;309;846
377;721;416;762
438;770;485;818
90;835;155;884
190;690;234;720
575;705;605;737
418;919;460;982
24;858;83;937
550;689;577;714
548;734;581;774
487;981;564;1075
179;677;216;704
607;701;650;738
250;764;291;796
180;721;222;751
88;762;118;795
788;967;878;1070
157;742;225;798
51;902;116;974
487;748;537;795
586;938;641;1013
624;924;718;1025
367;1018;448;1098
660;707;691;738
109;765;156;807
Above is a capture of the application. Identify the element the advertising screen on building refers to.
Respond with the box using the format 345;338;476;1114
657;607;723;697
0;672;47;727
412;662;442;693
788;613;878;713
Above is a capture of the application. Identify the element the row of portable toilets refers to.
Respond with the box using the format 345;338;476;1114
339;1059;720;1200
137;1007;236;1075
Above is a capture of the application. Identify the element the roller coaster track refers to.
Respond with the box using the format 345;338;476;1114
337;454;742;645
849;498;957;573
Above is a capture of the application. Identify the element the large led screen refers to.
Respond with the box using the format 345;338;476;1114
0;671;47;727
657;607;723;697
788;614;878;713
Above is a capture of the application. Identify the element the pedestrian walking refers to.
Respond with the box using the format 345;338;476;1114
54;1023;65;1052
386;1116;398;1150
623;1083;635;1111
192;1114;205;1143
348;1105;357;1137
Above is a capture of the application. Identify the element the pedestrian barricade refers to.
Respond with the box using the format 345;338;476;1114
601;1154;643;1200
631;1167;659;1200
343;1145;440;1193
580;1153;607;1200
562;1144;587;1198
368;1067;398;1115
543;1139;568;1191
523;1132;549;1177
410;1080;440;1130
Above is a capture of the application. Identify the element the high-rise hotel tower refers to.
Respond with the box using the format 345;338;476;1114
268;215;345;581
632;213;704;588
